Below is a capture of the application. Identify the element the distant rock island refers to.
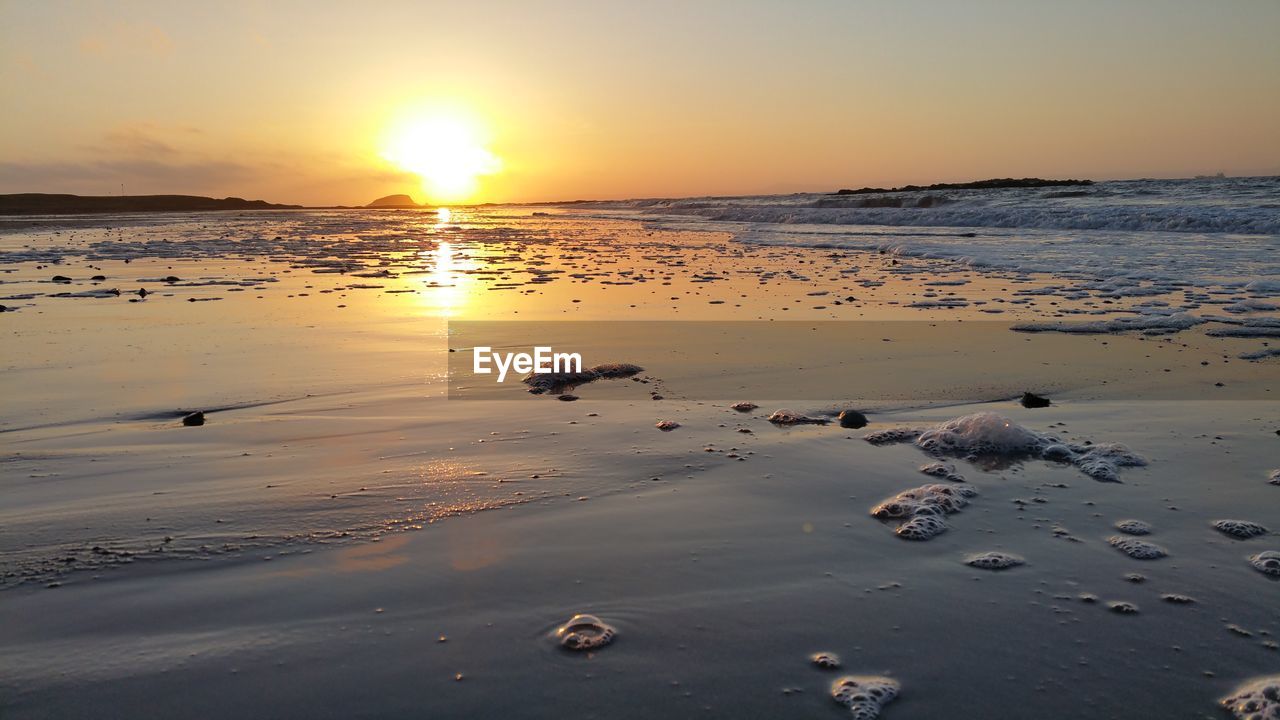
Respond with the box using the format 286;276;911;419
0;193;302;215
367;194;421;208
832;178;1093;195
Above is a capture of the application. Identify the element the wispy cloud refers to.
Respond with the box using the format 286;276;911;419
94;124;180;158
0;158;256;196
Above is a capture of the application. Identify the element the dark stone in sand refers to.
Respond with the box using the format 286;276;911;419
523;363;643;395
51;275;72;283
164;276;181;282
838;409;868;429
137;288;148;297
1020;392;1051;408
558;394;578;402
182;411;205;426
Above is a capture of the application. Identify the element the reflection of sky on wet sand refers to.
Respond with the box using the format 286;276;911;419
3;207;1279;590
333;534;412;573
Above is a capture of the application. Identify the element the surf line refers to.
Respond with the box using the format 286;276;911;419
472;346;583;382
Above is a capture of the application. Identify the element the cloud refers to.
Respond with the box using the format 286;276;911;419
0;158;257;196
97;125;179;158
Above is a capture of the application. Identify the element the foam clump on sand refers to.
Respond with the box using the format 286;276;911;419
1213;520;1269;540
871;483;977;541
523;363;643;394
1269;469;1280;486
555;613;616;651
767;409;828;425
896;515;947;541
1114;519;1152;536
864;412;1146;481
811;652;841;669
914;412;1046;456
964;551;1024;570
919;462;964;482
1220;675;1280;719
1108;536;1168;560
1011;312;1206;336
831;675;900;720
1073;444;1147;482
1249;551;1280;577
730;401;758;412
655;420;681;431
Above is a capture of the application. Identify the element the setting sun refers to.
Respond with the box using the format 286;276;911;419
380;110;501;204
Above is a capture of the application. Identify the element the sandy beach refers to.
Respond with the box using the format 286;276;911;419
1;201;1277;718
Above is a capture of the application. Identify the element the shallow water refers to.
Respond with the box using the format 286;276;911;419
1;206;1278;718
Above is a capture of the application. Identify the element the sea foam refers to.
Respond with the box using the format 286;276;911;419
865;412;1146;481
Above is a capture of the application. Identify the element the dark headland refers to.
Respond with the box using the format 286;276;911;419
366;194;422;208
0;193;302;215
832;177;1093;195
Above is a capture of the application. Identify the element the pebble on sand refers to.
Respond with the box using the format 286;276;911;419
182;411;205;427
838;409;868;429
1020;392;1052;408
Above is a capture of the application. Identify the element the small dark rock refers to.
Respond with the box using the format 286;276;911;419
182;411;205;427
1020;392;1051;408
557;394;579;402
51;275;72;283
837;409;868;429
164;276;181;282
91;275;106;281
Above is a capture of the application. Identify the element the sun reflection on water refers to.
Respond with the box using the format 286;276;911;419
421;240;476;317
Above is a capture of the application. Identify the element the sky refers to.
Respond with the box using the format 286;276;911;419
2;0;1278;206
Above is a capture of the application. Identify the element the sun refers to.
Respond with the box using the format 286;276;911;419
381;110;501;204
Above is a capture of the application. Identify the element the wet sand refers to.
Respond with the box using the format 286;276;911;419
1;208;1278;718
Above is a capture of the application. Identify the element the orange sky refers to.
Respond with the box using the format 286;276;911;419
2;1;1278;206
